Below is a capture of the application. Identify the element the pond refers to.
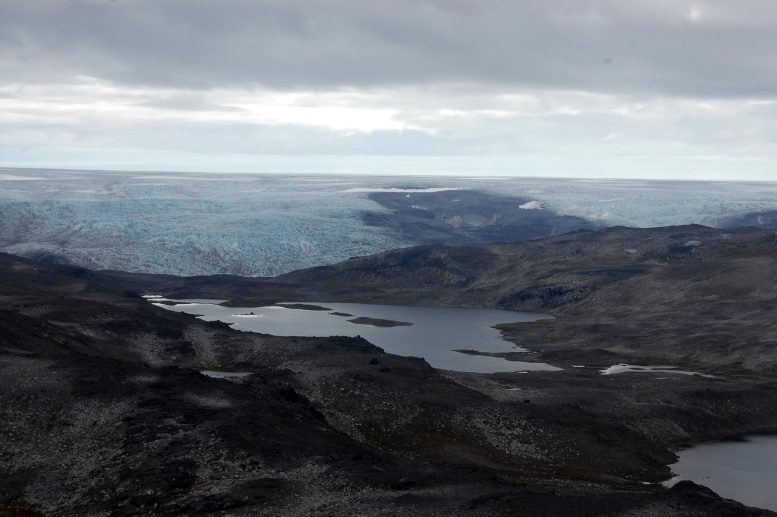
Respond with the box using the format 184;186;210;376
665;434;777;512
153;299;560;373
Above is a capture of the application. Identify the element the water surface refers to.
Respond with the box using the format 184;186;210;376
666;435;777;512
157;301;559;373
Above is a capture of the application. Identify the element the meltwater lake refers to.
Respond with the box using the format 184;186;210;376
666;435;777;512
153;299;559;373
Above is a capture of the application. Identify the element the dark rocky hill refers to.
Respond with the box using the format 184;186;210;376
4;225;777;514
717;209;777;230
362;189;598;246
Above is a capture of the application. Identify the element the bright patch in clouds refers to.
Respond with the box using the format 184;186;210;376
687;4;705;23
3;78;777;179
0;79;423;133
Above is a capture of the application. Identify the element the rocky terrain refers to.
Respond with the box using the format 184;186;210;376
362;190;597;246
2;224;777;514
718;210;777;230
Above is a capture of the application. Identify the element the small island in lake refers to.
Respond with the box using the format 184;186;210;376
275;303;332;311
347;316;413;327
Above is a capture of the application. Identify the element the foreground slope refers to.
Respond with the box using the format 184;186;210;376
2;250;776;515
3;225;777;514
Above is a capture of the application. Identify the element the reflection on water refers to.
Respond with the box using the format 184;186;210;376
666;435;777;512
156;300;560;374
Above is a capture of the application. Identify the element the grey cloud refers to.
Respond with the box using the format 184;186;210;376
1;0;776;97
137;93;244;112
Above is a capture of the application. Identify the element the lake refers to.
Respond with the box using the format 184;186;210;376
153;299;560;373
666;434;777;512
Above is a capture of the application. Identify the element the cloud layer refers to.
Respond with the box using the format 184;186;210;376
1;0;776;178
4;0;777;96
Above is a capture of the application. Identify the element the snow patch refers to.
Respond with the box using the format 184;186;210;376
200;370;252;379
518;200;544;210
601;364;713;377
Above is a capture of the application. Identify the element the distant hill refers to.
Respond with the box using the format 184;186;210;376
717;209;777;229
362;189;598;245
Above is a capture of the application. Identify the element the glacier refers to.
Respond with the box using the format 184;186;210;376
2;167;777;276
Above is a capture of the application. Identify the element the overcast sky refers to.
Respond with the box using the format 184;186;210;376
2;0;777;179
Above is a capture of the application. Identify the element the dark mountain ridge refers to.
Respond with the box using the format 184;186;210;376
362;189;599;246
3;224;777;514
112;224;777;373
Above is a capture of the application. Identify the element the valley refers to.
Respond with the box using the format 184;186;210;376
3;223;777;514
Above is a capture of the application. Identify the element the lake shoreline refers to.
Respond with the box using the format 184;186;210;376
666;433;777;512
155;300;559;373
